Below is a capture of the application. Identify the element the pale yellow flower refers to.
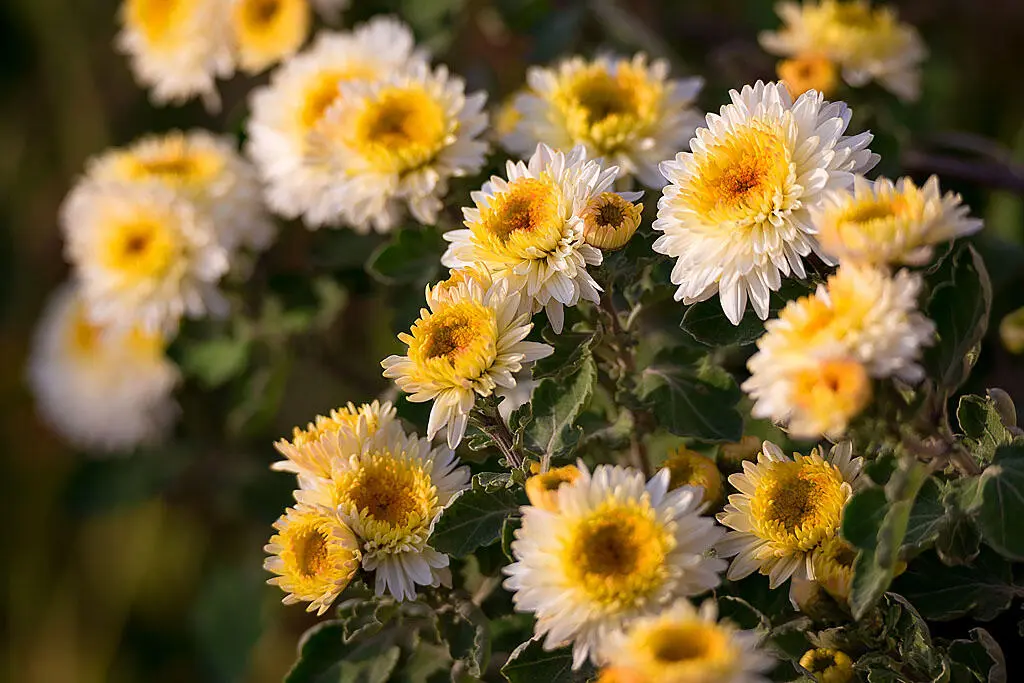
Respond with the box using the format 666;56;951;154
777;53;838;97
231;0;311;74
799;648;855;683
525;463;582;511
661;447;723;507
582;191;644;251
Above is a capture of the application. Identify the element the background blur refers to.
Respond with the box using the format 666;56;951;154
4;1;1024;681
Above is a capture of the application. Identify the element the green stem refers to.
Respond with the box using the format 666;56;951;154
470;406;522;469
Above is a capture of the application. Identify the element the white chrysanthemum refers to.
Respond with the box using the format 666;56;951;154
814;175;982;267
442;144;619;333
61;180;229;334
28;283;180;452
313;61;489;232
597;600;773;683
717;441;863;589
273;400;401;479
503;464;727;669
295;425;470;601
246;19;425;228
88;130;275;256
116;0;233;107
381;277;552;449
653;81;878;325
502;54;704;187
761;0;927;102
230;0;310;75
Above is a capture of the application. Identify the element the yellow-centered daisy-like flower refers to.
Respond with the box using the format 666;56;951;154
789;355;871;438
382;277;552;449
799;648;855;683
503;464;726;669
273;400;399;479
116;0;233;107
443;144;620;333
28;283;180;452
582;191;644;251
88;130;275;256
231;0;311;74
814;175;982;267
777;53;838;97
525;462;582;511
502;54;703;187
653;81;877;325
661;447;723;507
314;61;489;233
246;18;426;228
807;536;856;601
263;504;361;615
598;600;773;683
294;424;470;601
761;0;926;102
61;180;228;334
716;441;863;589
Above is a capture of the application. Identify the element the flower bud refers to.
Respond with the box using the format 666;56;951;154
582;192;643;251
524;462;581;511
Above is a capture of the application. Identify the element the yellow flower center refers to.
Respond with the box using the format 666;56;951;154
297;66;378;134
818;187;926;264
350;86;449;174
335;453;438;532
65;303;163;359
563;502;673;609
777;54;838;97
232;0;310;73
624;617;739;683
811;536;856;600
120;142;223;191
749;458;847;553
689;120;793;227
102;214;181;282
662;448;722;506
404;299;498;388
69;307;101;355
799;647;854;683
582;192;643;251
791;357;871;434
293;526;331;577
269;508;360;608
127;0;192;44
471;176;565;261
556;63;661;153
525;464;580;511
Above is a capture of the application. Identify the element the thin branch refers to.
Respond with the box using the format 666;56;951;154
902;149;1024;194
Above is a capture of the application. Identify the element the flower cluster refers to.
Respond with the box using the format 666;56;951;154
117;0;350;106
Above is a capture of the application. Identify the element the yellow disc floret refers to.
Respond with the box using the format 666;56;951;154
470;176;566;261
115;133;225;190
231;0;310;74
800;647;855;683
661;447;723;507
348;86;449;174
778;53;838;97
101;211;182;283
790;357;871;437
525;463;581;511
402;299;498;388
582;192;643;251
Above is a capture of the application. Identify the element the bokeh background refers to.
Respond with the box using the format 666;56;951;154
4;1;1024;681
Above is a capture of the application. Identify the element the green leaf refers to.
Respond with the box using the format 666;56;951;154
522;355;596;458
843;487;889;548
335;585;397;643
924;244;992;393
680;280;814;347
976;444;1024;561
501;639;594;683
533;327;599;380
635;348;742;442
434;599;491;678
179;335;251;388
366;228;445;286
501;516;520;562
431;484;525;558
946;629;1007;683
903;477;946;554
893;549;1022;621
285;621;346;683
957;394;1013;464
716;595;769;631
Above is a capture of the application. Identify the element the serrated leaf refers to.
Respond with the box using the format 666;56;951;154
893;549;1022;621
903;477;946;554
285;622;402;683
285;621;345;683
501;639;594;683
533;327;599;380
976;444;1024;561
366;228;445;286
435;599;491;678
431;486;524;558
680;280;814;347
523;355;596;458
946;628;1007;683
957;394;1013;464
924;244;992;393
635;348;742;442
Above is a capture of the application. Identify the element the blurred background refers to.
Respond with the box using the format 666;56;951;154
3;1;1024;681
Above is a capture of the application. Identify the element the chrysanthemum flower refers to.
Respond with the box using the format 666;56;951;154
799;648;855;683
582;191;644;251
273;400;399;479
661;446;723;506
382;278;552;449
597;600;773;683
313;62;489;232
716;441;863;589
806;536;856;601
87;130;275;256
263;504;361;615
230;0;310;74
442;144;619;333
116;0;233;107
502;54;703;187
28;283;180;452
777;53;838;97
525;462;582;511
296;426;470;601
653;81;877;325
761;0;926;102
503;464;727;668
814;175;982;267
246;18;425;228
62;180;229;333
